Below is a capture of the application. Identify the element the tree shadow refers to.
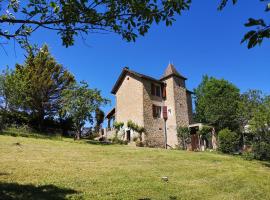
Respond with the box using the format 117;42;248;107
0;182;78;200
261;161;270;168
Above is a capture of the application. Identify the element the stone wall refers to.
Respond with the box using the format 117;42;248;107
115;73;144;127
142;79;165;147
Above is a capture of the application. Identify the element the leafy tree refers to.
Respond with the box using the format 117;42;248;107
0;0;191;47
194;75;240;132
94;108;105;133
1;1;269;48
6;45;75;130
219;0;270;48
61;81;108;140
249;96;270;158
237;90;264;146
177;126;190;150
218;128;239;154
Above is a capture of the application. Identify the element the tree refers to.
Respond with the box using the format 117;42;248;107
61;81;108;140
219;0;270;48
4;45;75;130
218;128;239;154
1;1;269;49
0;0;191;47
177;126;190;150
237;90;264;146
94;108;105;133
194;75;240;132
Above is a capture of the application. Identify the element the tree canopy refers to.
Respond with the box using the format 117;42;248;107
1;45;75;129
219;0;270;48
194;75;240;132
1;0;269;48
61;81;109;139
0;0;191;47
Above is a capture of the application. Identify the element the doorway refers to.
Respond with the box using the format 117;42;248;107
126;130;131;142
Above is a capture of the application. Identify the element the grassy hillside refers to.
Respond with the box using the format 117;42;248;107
0;135;270;200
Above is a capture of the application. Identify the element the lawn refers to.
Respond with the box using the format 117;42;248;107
0;135;270;200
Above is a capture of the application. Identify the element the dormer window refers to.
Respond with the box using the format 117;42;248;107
151;83;161;97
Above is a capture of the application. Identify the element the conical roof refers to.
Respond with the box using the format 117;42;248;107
161;64;187;80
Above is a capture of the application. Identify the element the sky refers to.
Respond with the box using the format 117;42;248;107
1;0;270;117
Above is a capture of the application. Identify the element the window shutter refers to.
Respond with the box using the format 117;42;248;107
162;84;167;99
151;83;155;95
163;106;168;120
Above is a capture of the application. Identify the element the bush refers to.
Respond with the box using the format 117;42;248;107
242;152;254;161
136;140;144;147
218;128;239;154
253;142;270;161
112;136;128;145
0;116;4;132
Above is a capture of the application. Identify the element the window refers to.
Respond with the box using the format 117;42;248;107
151;83;161;97
152;105;162;118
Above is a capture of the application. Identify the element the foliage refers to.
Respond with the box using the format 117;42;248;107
218;0;270;48
1;1;269;49
218;128;239;154
237;90;264;146
61;81;108;139
127;120;145;142
94;108;105;132
3;45;75;130
199;125;212;141
253;142;270;161
113;121;124;133
177;126;190;150
0;0;191;47
1;126;63;140
249;96;270;160
111;136;128;145
135;140;145;147
194;75;240;132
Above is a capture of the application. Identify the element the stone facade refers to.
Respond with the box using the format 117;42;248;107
108;64;193;148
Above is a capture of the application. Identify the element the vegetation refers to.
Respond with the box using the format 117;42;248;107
218;128;240;154
1;1;269;49
0;45;108;138
61;81;108;140
0;0;191;47
219;0;270;48
1;134;270;199
198;125;213;148
2;45;75;130
194;75;240;132
127;120;145;142
176;126;190;150
249;96;270;160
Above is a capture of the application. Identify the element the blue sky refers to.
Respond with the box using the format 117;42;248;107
1;0;270;116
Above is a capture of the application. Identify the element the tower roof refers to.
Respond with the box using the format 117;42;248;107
160;64;187;80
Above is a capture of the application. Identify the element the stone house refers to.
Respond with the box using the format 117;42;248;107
105;64;193;148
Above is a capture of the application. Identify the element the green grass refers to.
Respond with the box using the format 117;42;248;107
0;135;270;200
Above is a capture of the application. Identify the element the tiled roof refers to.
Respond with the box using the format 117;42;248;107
111;67;163;94
160;64;187;80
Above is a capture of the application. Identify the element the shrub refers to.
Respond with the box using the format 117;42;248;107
0;116;4;132
242;152;254;161
177;126;190;150
253;142;270;161
112;136;128;145
218;128;239;154
136;140;144;147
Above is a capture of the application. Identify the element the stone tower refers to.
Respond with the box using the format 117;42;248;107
161;64;193;147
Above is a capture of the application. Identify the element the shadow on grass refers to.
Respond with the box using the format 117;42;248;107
0;182;78;200
261;161;270;168
84;140;113;145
